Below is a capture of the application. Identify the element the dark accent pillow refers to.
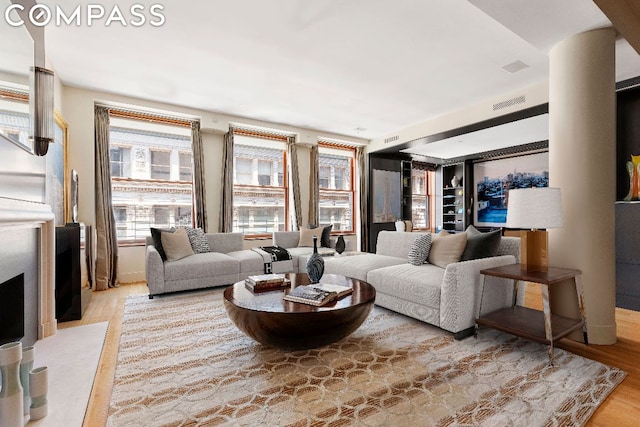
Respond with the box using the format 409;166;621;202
308;223;333;248
150;227;175;261
407;234;432;266
184;227;211;254
460;225;502;261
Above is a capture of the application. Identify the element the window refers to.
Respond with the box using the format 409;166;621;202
179;152;192;181
258;160;272;186
0;89;29;147
318;143;355;233
232;132;288;236
236;158;252;185
411;167;435;230
153;206;170;226
110;146;131;177
108;112;193;243
150;149;171;180
113;206;128;238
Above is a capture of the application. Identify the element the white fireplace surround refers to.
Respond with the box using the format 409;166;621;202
0;197;57;339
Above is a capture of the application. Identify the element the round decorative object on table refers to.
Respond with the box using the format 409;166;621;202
335;235;346;254
306;235;325;283
29;366;48;421
20;346;34;416
0;342;24;427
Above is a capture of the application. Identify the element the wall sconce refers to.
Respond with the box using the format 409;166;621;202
29;66;55;156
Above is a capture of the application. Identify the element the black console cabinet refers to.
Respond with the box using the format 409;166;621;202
55;223;82;322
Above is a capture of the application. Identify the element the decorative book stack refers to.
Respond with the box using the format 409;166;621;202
282;283;353;306
245;274;288;292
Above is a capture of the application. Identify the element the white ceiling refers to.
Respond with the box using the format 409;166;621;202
401;113;550;160
13;1;640;141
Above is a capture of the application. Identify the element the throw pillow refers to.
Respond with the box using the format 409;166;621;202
427;230;468;268
407;234;432;266
461;225;502;261
184;227;211;254
308;223;333;247
299;226;323;247
160;228;194;261
150;227;175;261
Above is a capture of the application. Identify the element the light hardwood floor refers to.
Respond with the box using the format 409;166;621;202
62;283;640;426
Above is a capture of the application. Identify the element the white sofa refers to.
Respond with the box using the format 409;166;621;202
323;231;520;338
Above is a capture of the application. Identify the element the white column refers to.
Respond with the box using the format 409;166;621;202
548;28;617;344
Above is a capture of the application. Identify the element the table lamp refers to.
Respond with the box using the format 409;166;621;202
505;187;563;270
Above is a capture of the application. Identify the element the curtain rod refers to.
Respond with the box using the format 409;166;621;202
95;102;199;127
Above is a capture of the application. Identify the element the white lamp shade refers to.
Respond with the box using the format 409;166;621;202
506;187;563;229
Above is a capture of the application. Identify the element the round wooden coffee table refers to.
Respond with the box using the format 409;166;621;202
223;273;376;350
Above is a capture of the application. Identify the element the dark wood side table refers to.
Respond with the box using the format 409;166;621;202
476;264;588;364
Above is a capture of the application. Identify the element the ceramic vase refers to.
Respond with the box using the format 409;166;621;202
20;345;34;416
451;176;460;187
335;235;346;254
306;236;324;283
29;366;48;421
0;342;24;427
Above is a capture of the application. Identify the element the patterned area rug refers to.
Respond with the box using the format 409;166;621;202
107;289;625;426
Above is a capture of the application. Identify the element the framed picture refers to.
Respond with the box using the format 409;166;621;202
473;151;549;227
372;169;401;223
45;111;69;225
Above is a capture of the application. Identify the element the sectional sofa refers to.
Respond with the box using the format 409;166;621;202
145;228;519;339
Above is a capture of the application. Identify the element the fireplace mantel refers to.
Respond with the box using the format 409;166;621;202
0;197;57;339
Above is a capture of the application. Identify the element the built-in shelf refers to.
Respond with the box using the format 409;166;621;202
440;163;468;233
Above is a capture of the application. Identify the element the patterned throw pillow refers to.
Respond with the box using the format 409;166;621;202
407;234;432;266
184;227;211;254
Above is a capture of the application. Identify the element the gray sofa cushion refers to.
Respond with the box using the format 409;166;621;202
164;252;239;282
227;250;263;275
324;254;407;281
366;263;444;309
272;231;300;249
207;233;243;254
376;231;430;258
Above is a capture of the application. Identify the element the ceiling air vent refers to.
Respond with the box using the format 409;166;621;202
493;95;526;111
502;60;529;74
384;135;399;144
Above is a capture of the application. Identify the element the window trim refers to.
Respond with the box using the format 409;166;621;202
232;133;289;238
108;108;195;245
410;168;436;232
318;142;356;235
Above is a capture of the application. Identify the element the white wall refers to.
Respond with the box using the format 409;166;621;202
60;85;366;283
